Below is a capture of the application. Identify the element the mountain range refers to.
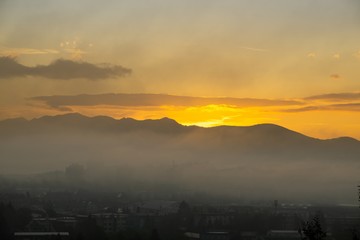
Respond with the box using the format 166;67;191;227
0;113;359;203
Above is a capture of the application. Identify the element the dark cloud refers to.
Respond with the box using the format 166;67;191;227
30;93;303;111
283;106;321;113
281;92;360;112
330;103;360;111
0;57;131;80
306;92;360;101
283;103;360;113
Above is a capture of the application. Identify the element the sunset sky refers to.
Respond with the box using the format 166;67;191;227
1;0;360;139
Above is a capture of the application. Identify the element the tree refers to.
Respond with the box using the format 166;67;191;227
352;229;360;240
299;216;327;240
150;228;160;240
0;211;12;240
75;216;107;240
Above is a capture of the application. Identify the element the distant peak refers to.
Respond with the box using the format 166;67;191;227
328;136;359;143
119;117;179;125
250;123;292;132
118;117;137;122
1;114;359;142
0;117;27;123
36;112;86;120
159;117;179;124
32;113;91;124
55;113;87;118
252;123;285;128
6;117;27;121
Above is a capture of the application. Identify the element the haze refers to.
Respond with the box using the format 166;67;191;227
0;0;360;205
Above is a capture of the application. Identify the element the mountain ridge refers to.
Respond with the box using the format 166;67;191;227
1;113;359;203
0;113;357;142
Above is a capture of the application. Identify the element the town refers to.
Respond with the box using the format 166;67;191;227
1;182;359;240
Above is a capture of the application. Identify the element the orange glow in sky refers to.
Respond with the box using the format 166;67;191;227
0;0;360;140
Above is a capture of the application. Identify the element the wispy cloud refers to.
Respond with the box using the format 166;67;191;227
305;92;360;101
59;38;92;60
0;38;92;60
0;47;59;57
283;103;360;113
0;57;131;80
282;106;321;113
307;52;317;58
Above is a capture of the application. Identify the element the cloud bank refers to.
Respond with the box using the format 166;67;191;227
284;103;360;113
31;92;360;113
281;92;360;112
306;92;360;101
30;93;303;110
0;57;131;80
0;47;59;56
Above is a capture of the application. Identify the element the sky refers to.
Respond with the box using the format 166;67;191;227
1;0;360;139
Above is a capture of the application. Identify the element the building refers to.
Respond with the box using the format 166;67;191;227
14;232;69;240
266;230;301;240
92;213;126;233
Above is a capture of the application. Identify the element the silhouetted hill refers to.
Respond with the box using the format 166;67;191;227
326;136;359;144
0;113;359;152
0;113;189;135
